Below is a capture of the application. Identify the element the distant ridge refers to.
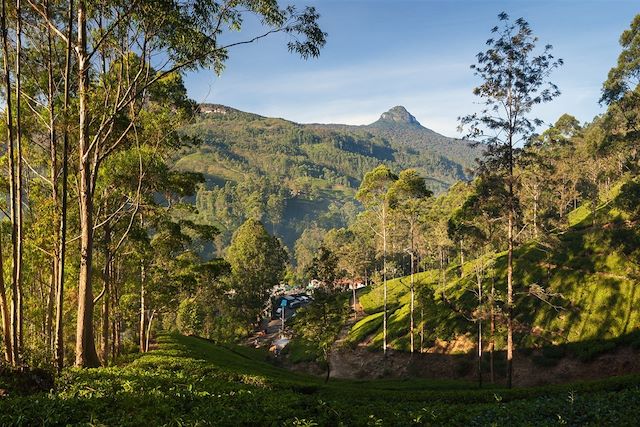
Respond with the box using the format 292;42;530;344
176;104;481;251
309;105;480;177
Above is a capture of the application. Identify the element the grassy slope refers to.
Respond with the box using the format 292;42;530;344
2;333;639;425
349;182;640;354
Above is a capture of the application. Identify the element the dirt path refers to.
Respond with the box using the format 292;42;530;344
244;319;285;348
328;316;358;378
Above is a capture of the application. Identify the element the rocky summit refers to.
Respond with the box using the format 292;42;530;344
371;106;422;128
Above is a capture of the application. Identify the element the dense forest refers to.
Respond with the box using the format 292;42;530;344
2;1;640;425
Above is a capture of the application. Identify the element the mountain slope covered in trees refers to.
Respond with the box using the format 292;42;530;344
176;105;479;251
346;177;640;360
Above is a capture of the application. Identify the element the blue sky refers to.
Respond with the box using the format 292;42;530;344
184;0;638;137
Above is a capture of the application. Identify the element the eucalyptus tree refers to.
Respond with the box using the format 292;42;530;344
54;0;74;373
0;227;10;363
601;13;640;146
520;114;579;237
27;0;325;367
93;70;200;360
293;285;346;383
356;165;398;355
294;224;326;282
388;169;431;354
449;176;506;385
459;12;562;388
1;0;16;365
144;213;220;350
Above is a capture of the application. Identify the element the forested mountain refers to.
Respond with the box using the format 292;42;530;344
176;105;479;252
313;105;478;181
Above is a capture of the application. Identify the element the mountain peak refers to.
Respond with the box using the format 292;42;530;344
372;106;422;128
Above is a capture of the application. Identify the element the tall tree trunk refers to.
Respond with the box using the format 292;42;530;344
409;223;415;355
418;255;424;354
110;315;116;363
419;306;424;353
409;250;414;355
490;275;495;384
351;284;357;320
45;0;59;356
506;138;515;389
54;0;73;373
100;222;111;365
14;0;24;360
533;189;538;239
115;257;122;359
139;260;146;353
477;266;483;388
0;232;12;363
439;247;445;295
115;316;121;358
45;265;55;350
110;271;117;363
459;239;464;278
75;0;100;367
145;309;155;352
382;206;387;356
1;0;16;366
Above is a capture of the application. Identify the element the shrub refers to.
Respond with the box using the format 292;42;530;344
177;298;205;335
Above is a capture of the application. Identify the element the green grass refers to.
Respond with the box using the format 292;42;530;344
345;311;385;347
359;270;438;313
2;333;639;425
175;152;247;183
285;338;321;363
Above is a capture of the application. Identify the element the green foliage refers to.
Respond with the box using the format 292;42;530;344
350;179;640;353
615;179;640;218
226;219;287;324
305;246;339;286
601;14;640;105
292;288;348;365
356;165;398;208
177;105;479;254
2;334;640;426
176;298;205;336
388;168;432;208
285;339;321;363
294;225;326;281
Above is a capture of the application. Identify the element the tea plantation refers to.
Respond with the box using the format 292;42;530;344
1;334;639;426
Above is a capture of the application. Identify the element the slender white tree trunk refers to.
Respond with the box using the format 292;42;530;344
382;206;387;356
409;250;414;354
1;0;16;366
54;0;73;373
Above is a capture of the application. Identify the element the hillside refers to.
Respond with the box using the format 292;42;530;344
347;180;640;361
312;105;479;181
3;333;640;425
175;105;479;252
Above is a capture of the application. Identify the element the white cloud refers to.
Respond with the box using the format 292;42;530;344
188;42;608;136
